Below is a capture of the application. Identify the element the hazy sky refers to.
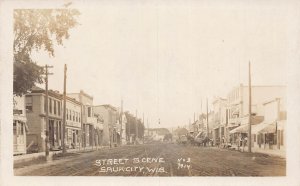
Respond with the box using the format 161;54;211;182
31;1;288;128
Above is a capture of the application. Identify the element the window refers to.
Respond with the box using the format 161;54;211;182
66;109;69;120
49;98;52;114
19;123;24;135
54;100;57;114
73;111;75;121
58;102;61;116
76;112;78;122
13;122;17;135
25;96;33;111
280;130;284;145
44;96;46;112
88;107;91;117
69;110;72;120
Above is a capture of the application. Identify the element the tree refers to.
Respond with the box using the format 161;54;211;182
13;9;80;96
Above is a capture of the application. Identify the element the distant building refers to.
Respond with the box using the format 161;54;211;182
212;97;228;146
117;112;127;145
93;104;119;147
65;96;82;149
13;96;27;155
148;128;170;141
68;90;98;148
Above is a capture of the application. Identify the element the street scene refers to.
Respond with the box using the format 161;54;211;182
10;1;287;177
14;143;285;176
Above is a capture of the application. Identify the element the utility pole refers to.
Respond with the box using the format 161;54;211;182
128;113;131;144
62;64;67;154
206;98;209;138
120;99;123;145
143;113;144;144
135;109;138;144
44;65;53;159
248;61;252;153
147;118;149;136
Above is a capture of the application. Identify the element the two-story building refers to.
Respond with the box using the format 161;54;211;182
252;97;286;153
64;96;82;149
68;90;97;148
227;84;286;147
93;104;119;147
25;86;63;152
212;97;228;145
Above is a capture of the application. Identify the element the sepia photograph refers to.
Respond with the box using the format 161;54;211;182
1;0;300;185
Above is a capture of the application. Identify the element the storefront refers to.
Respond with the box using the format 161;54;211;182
13;115;27;155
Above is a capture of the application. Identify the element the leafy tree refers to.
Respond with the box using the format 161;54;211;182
124;112;145;139
13;9;80;96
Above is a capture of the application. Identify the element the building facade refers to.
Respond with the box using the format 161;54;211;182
212;97;228;146
65;96;82;149
252;97;286;153
25;87;63;152
68;90;97;148
93;104;119;147
227;84;286;148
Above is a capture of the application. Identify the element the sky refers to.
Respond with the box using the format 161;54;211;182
31;0;288;128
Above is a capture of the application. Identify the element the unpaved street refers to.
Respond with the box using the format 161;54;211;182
14;143;285;176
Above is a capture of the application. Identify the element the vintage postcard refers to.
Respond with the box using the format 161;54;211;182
0;0;300;186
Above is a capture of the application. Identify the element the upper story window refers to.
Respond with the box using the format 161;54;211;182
49;98;52;114
54;100;57;115
58;102;61;116
88;107;92;117
66;109;69;120
73;111;75;121
25;96;33;112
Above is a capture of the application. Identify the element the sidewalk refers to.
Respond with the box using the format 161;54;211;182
252;147;286;158
14;145;109;164
227;144;285;158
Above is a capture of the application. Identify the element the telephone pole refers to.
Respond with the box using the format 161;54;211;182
143;113;144;144
44;65;53;159
62;64;67;154
120;99;123;145
135;109;138;144
248;61;252;152
147;118;149;136
206;98;209;138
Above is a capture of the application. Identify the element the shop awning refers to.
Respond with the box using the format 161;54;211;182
260;120;286;133
252;122;272;134
229;124;249;134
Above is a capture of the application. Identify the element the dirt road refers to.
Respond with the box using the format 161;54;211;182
14;143;285;176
